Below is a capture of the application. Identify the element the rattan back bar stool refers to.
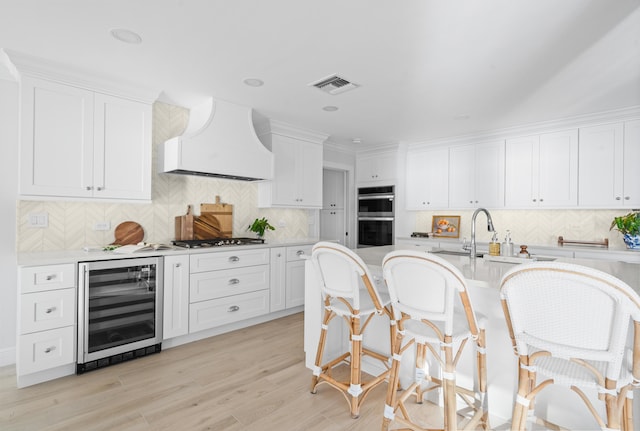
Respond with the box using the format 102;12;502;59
381;250;490;431
309;241;396;418
500;261;640;431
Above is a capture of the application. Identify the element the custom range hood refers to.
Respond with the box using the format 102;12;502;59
160;98;273;181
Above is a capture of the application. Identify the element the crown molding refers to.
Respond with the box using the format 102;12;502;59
267;119;329;144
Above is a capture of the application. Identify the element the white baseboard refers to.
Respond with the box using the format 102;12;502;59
0;347;16;367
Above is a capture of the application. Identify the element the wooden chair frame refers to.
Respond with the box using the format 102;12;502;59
309;242;396;418
381;251;490;431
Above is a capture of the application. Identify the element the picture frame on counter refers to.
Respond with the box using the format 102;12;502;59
432;215;460;238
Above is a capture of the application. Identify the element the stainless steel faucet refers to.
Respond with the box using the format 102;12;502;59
470;208;495;259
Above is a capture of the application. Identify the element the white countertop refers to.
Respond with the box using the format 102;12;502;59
356;244;640;293
17;238;319;266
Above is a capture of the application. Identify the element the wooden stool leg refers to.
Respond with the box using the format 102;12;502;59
477;328;490;430
511;356;532;431
605;378;621;431
382;329;405;431
349;314;363;419
310;305;332;393
442;336;457;431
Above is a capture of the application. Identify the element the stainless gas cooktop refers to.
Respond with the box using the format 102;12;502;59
172;238;265;248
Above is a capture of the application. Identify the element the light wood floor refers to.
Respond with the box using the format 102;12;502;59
0;312;460;431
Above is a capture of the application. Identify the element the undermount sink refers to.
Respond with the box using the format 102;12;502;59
429;248;483;258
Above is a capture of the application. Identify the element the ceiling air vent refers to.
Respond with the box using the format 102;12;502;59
309;74;359;95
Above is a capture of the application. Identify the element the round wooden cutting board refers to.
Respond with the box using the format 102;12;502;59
112;221;144;245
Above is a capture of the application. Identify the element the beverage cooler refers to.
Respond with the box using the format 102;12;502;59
77;257;163;373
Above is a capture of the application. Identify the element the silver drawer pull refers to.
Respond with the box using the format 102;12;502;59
44;346;56;353
228;305;240;312
296;250;305;256
228;278;240;285
45;307;56;314
228;256;240;262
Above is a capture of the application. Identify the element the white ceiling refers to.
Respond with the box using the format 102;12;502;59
1;0;639;148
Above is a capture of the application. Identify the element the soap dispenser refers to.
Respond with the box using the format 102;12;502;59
489;231;500;256
501;230;514;257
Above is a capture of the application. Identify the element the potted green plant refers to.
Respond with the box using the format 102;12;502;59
610;211;640;249
248;217;275;238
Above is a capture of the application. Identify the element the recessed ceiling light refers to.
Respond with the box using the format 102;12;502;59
322;105;339;112
352;138;362;144
110;28;142;44
243;78;264;87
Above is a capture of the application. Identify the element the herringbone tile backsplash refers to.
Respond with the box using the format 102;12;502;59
16;102;310;252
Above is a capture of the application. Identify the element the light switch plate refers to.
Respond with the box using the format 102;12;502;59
27;212;48;228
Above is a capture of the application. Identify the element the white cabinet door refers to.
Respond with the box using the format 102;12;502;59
19;76;152;201
448;144;475;208
449;141;504;209
323;169;345;209
505;130;577;208
259;135;323;208
406;146;449;209
579;120;640;208
20;76;94;198
94;94;151;200
285;259;306;308
269;248;286;312
162;255;189;340
320;209;345;244
623;120;640;207
356;151;396;185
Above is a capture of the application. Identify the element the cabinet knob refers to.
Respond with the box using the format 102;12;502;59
44;346;56;353
229;256;240;262
625;196;630;200
175;263;181;268
86;186;93;191
45;275;56;281
469;200;473;204
296;250;305;256
532;199;537;202
228;305;240;312
96;186;103;191
228;278;240;285
539;198;544;202
616;196;622;200
45;307;56;314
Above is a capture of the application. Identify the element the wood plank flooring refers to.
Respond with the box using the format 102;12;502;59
0;312;458;431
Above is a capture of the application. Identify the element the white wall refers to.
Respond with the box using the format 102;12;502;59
0;78;18;366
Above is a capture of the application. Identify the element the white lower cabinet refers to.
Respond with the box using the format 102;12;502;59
270;245;312;312
162;254;190;340
17;264;77;386
188;249;270;333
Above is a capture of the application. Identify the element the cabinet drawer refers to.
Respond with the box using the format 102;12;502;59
189;289;270;332
20;264;75;293
190;265;270;303
190;249;270;272
20;288;76;334
18;326;75;375
286;245;313;261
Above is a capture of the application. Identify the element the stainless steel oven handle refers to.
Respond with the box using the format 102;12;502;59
358;217;395;221
358;194;394;200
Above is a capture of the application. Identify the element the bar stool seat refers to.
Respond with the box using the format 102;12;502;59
309;241;395;419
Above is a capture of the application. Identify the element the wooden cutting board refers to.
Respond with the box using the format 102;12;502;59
112;221;144;245
199;195;233;238
193;213;224;239
175;205;194;241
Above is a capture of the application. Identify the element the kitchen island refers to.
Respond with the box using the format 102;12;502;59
303;244;640;428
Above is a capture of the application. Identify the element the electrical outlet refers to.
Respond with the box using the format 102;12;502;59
27;212;48;228
94;221;111;231
278;219;286;228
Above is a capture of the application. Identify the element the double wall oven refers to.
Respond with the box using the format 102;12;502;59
77;257;163;373
357;185;394;247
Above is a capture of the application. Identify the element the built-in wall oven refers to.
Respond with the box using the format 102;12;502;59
77;257;163;373
357;185;394;247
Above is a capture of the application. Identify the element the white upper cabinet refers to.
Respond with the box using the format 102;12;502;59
20;76;152;201
578;121;640;208
258;133;324;208
406;146;449;210
505;130;578;208
322;169;345;210
448;140;504;209
356;150;396;185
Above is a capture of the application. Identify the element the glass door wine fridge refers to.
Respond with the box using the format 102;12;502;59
77;257;163;373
